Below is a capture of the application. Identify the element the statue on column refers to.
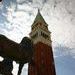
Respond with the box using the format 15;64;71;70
0;34;34;75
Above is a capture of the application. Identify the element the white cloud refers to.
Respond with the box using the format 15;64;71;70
21;63;28;75
12;61;19;75
0;56;4;61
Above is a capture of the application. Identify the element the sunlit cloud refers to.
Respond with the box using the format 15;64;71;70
12;61;19;75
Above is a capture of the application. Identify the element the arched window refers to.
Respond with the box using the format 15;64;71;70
31;33;38;39
41;32;49;39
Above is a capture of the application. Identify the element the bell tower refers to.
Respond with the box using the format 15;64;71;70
28;10;56;75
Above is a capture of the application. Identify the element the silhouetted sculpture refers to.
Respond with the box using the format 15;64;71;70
0;0;2;2
0;34;34;75
0;58;13;75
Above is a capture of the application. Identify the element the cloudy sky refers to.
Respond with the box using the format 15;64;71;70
0;0;75;75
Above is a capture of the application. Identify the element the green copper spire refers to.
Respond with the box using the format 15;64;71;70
32;9;46;25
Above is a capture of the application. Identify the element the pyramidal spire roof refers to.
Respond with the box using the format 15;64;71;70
32;9;47;25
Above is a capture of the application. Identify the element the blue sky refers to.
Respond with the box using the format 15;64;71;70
0;0;75;75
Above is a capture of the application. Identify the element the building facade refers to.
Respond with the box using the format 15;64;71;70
28;10;56;75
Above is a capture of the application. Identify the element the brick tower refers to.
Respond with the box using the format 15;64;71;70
28;10;56;75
